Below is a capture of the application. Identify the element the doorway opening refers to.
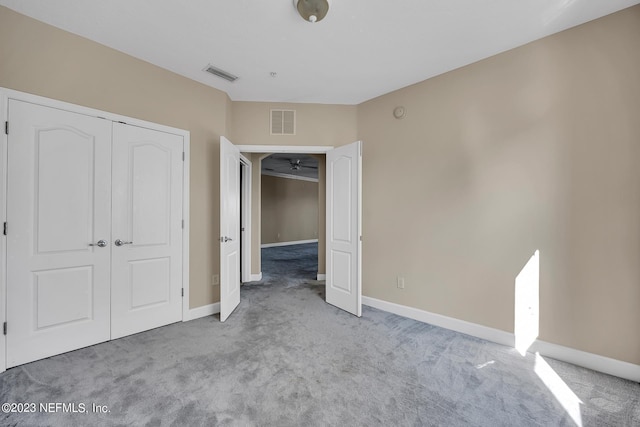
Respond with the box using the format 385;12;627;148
260;153;321;285
223;142;361;320
236;145;332;290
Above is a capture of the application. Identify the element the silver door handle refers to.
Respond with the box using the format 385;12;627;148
220;236;233;242
115;239;133;246
89;239;108;247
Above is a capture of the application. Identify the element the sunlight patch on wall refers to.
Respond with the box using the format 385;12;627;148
514;250;539;356
534;352;583;426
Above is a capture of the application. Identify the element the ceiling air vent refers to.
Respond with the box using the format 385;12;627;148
271;110;296;135
203;64;238;82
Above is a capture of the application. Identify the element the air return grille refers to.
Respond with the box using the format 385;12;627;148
203;64;238;82
271;110;296;135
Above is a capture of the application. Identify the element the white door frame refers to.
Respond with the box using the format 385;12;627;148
0;87;191;373
237;145;333;154
239;154;252;284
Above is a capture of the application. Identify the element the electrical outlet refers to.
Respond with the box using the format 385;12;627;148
397;276;405;289
212;274;220;286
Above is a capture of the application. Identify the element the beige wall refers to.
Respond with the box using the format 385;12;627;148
261;175;319;244
0;6;227;310
358;6;640;364
231;101;358;147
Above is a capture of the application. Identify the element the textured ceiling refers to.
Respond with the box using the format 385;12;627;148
1;0;638;104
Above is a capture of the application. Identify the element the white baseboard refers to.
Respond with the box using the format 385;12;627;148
183;302;220;321
316;274;326;280
261;239;318;248
362;296;513;347
362;296;640;382
248;273;262;282
531;340;640;382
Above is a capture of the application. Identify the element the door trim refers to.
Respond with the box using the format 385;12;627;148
0;87;191;372
239;154;252;284
236;145;333;154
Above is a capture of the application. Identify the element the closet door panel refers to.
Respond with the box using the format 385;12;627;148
110;123;183;339
6;100;112;367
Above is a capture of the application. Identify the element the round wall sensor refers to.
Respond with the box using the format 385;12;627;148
393;106;406;119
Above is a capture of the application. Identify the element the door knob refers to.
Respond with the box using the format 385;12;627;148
89;239;108;247
220;236;233;242
115;239;133;246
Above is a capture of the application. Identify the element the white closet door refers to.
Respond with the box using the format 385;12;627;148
110;123;184;339
6;100;112;367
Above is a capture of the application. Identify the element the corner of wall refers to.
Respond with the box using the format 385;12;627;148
225;94;233;140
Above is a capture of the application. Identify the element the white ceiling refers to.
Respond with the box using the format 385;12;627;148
1;0;638;105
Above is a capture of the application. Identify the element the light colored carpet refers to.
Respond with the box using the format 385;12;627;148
1;243;638;426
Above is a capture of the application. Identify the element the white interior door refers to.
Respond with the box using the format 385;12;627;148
220;136;241;322
6;100;112;367
326;141;362;317
110;123;184;339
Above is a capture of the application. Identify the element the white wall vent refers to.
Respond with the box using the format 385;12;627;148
271;110;296;135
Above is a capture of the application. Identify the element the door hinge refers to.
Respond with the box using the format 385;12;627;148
181;219;184;229
3;322;6;335
182;152;185;161
3;222;6;236
4;121;8;135
181;288;184;297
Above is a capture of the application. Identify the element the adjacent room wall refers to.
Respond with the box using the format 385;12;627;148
0;6;227;310
261;175;319;245
358;6;640;364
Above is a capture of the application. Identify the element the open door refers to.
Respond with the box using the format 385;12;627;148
220;136;241;321
326;141;362;317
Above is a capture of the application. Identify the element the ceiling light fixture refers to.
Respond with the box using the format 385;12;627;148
294;0;329;23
